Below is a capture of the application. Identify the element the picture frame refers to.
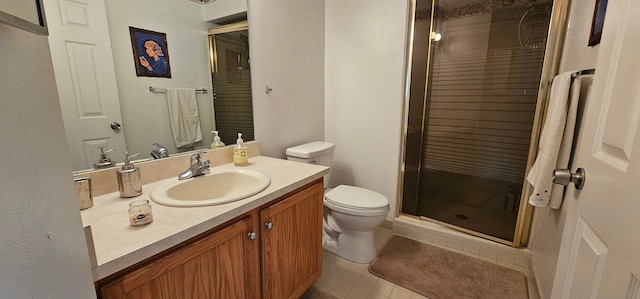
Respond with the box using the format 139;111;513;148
588;0;608;47
129;27;171;78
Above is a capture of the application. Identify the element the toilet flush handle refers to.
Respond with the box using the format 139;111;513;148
265;222;273;230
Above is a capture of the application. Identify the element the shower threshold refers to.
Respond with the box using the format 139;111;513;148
418;215;516;246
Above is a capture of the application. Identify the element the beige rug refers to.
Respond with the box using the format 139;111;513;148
369;235;528;299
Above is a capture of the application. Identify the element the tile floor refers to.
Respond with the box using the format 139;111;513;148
310;226;535;299
310;228;429;299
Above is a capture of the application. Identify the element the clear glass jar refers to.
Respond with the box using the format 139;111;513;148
128;199;153;226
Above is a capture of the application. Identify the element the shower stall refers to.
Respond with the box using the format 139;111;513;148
209;21;254;145
401;0;554;244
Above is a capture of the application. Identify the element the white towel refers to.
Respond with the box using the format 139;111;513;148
527;71;581;209
166;88;203;148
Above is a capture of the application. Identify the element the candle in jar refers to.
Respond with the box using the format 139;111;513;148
128;199;153;226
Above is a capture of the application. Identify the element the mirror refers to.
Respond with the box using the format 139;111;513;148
43;0;254;172
0;0;47;35
209;21;254;145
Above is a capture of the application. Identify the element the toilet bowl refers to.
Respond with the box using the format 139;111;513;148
286;142;390;264
323;185;389;263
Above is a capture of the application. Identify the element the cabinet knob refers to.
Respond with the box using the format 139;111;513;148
248;232;257;240
265;222;273;230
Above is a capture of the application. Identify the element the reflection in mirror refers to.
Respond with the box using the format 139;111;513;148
0;0;47;35
41;0;255;172
209;21;254;145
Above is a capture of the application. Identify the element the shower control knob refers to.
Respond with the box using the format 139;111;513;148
552;168;585;190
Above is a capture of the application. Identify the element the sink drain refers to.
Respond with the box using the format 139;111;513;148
455;214;469;220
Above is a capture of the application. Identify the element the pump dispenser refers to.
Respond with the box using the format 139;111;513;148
117;151;142;198
233;133;248;166
94;146;116;169
210;131;225;148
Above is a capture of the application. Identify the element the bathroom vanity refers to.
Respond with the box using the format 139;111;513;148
80;154;328;299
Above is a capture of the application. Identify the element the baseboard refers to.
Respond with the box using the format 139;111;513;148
380;219;394;230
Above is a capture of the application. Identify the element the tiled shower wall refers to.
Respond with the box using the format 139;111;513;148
422;3;550;184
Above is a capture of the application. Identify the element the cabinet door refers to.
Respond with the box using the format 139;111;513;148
260;180;323;299
99;214;260;299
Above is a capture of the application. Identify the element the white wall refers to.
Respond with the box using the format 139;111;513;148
528;0;600;297
325;0;409;220
204;0;247;23
0;23;96;298
248;0;325;158
105;0;215;155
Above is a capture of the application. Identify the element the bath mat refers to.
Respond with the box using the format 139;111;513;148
299;286;338;299
369;235;528;299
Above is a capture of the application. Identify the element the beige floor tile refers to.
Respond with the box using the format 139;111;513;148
370;280;394;298
390;286;413;299
312;280;333;293
362;269;381;280
348;261;368;274
335;257;353;269
329;279;354;299
326;264;347;279
410;292;430;299
345;285;372;299
315;274;339;291
318;227;531;299
341;268;363;283
355;274;378;289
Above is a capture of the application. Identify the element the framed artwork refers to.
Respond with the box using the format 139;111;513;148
588;0;608;46
129;27;171;78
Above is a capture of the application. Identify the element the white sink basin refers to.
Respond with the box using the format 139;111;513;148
150;169;271;207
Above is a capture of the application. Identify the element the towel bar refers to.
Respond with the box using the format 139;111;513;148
148;86;208;94
571;68;595;78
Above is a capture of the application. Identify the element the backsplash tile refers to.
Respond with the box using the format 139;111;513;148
73;141;261;196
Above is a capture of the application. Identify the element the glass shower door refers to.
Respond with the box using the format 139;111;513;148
402;0;552;242
209;24;254;145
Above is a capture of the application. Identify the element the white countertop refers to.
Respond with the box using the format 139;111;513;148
81;156;329;281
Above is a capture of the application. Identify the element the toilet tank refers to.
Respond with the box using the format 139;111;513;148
286;141;335;187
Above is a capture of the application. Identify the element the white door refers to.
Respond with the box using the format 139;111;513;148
551;0;640;298
45;0;126;171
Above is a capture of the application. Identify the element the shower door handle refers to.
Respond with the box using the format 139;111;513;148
552;168;586;190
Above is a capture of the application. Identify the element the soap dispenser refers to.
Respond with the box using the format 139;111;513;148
94;146;117;169
210;131;225;148
233;133;248;166
117;151;142;198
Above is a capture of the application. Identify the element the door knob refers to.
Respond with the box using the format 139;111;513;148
110;122;122;131
265;222;273;230
552;168;585;190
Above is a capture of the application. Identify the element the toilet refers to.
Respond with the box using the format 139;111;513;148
286;141;389;264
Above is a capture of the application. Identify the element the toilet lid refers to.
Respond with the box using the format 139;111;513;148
324;185;389;209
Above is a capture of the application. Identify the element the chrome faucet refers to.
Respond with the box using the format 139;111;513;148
178;151;210;180
150;143;169;159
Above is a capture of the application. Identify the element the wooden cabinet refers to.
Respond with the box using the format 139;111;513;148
99;214;260;299
260;180;323;299
97;180;323;299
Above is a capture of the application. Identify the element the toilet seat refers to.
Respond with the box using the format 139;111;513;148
324;185;389;217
